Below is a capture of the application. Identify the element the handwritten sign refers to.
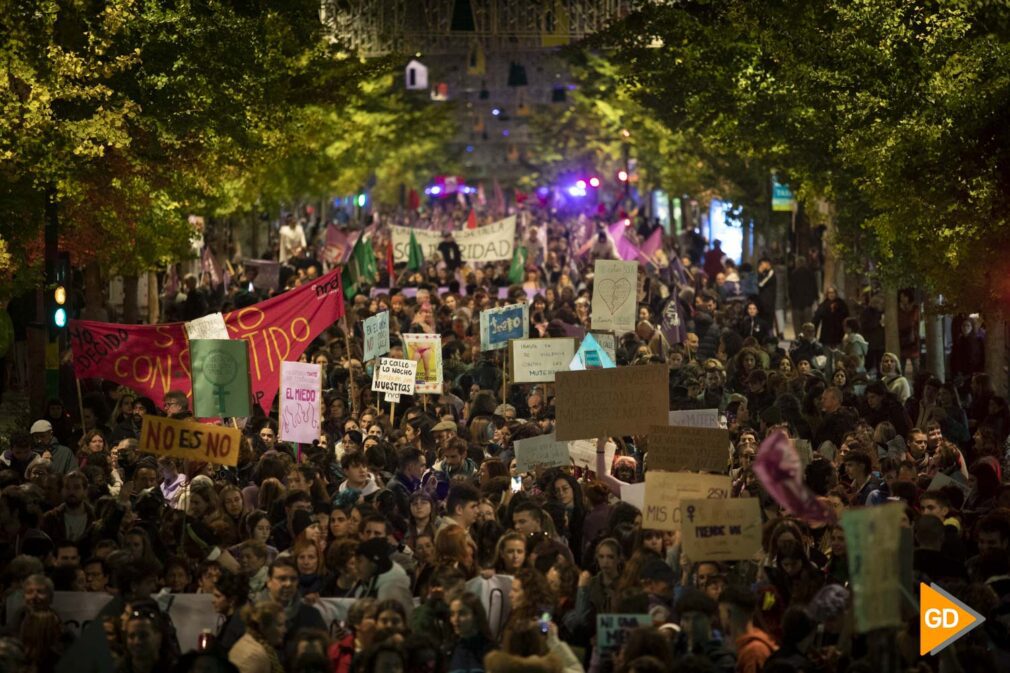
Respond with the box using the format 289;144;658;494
597;614;652;656
514;433;570;473
668;409;721;428
139;415;241;467
841;502;904;633
554;364;668;441
647;426;729;473
362;312;390;362
184;313;229;341
371;357;418;399
279;362;322;444
592;259;638;334
642;472;731;532
401;333;442;394
568;438;616;470
509;338;576;383
680;497;762;561
480;303;529;351
190;339;251;418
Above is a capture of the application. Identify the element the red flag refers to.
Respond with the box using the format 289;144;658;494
466;209;477;229
386;239;395;283
407;189;420;211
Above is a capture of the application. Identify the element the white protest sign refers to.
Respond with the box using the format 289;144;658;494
371;358;418;397
279;362;322;444
391;216;516;263
363;311;390;362
591;259;638;334
680;497;763;561
668;409;721;428
569;438;617;470
509;338;576;383
589;330;617;364
514;433;570;472
642;472;731;531
621;482;645;511
184;312;229;340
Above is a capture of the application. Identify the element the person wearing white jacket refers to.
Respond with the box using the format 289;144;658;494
353;537;414;618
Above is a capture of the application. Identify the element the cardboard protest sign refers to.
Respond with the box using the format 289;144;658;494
753;430;834;523
390;216;516;262
362;311;390;362
509;338;575;383
680;497;763;561
190;339;251;418
668;409;721;428
642;472;731;531
514;433;570;473
371;358;418;402
568;438;616;470
620;482;645;511
554;364;668;441
279;362;322;444
591;259;638;334
480;303;529;351
841;502;905;633
647;426;729;473
140;415;241;466
928;471;970;494
69;267;346;413
568;333;616;371
184;313;229;340
597;614;652;656
589;330;617;364
401;333;442;394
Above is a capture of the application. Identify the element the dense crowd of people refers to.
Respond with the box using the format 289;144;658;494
0;203;1006;673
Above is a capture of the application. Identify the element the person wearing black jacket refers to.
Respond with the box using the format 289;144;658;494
789;257;818;334
437;232;462;273
387;448;424;521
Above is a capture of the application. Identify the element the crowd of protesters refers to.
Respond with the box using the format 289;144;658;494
0;202;1005;673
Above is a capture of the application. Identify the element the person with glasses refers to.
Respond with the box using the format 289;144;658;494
162;391;189;419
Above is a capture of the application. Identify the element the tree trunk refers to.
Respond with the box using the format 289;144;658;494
147;270;159;324
80;261;108;321
122;274;139;324
741;218;752;265
985;309;1008;397
884;287;900;356
924;304;945;381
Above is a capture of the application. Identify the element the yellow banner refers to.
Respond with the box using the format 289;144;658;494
139;415;241;467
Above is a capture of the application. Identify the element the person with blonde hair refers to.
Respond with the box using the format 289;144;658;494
229;601;286;673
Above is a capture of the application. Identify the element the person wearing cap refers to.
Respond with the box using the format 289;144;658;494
431;419;458;454
353;537;414;618
29;420;77;475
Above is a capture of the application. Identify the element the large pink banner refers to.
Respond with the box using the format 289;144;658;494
70;269;344;413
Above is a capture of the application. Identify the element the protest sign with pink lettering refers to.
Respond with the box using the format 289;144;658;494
279;362;322;444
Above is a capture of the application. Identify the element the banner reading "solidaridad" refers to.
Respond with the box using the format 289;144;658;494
390;216;516;263
69;269;345;413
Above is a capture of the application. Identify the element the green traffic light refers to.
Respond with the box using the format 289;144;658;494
54;307;67;328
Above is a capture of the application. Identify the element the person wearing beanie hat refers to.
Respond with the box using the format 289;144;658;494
353;537;414;618
29;419;77;475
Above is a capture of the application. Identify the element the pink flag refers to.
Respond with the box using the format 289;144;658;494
753;431;835;524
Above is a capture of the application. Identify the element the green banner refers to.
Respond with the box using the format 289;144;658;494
772;176;795;212
190;339;251;418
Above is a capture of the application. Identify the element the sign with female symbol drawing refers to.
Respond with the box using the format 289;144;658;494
191;339;251;418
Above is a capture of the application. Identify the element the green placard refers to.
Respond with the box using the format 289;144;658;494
190;339;251;418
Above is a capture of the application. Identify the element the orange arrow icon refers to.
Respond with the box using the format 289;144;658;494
920;583;985;656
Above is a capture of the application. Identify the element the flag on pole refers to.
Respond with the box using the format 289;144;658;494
341;236;378;300
508;246;527;284
466;209;478;230
386;240;395;284
406;230;425;271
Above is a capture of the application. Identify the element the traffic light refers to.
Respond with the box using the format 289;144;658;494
47;252;70;336
52;285;67;329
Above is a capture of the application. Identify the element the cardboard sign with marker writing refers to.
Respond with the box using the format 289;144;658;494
668;409;720;428
140;415;241;467
510;338;576;383
680;497;763;561
362;312;390;362
642;472;731;531
647;426;729;473
554;364;668;441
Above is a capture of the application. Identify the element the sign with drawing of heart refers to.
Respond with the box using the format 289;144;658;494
591;260;638;334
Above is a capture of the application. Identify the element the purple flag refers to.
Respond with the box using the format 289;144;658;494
753;431;835;524
659;296;686;346
640;228;663;259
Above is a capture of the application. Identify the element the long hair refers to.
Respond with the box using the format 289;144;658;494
451;591;493;641
434;524;476;578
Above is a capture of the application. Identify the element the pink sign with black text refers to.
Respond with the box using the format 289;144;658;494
279;361;322;444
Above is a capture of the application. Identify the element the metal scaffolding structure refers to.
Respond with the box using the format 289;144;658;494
321;0;636;56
